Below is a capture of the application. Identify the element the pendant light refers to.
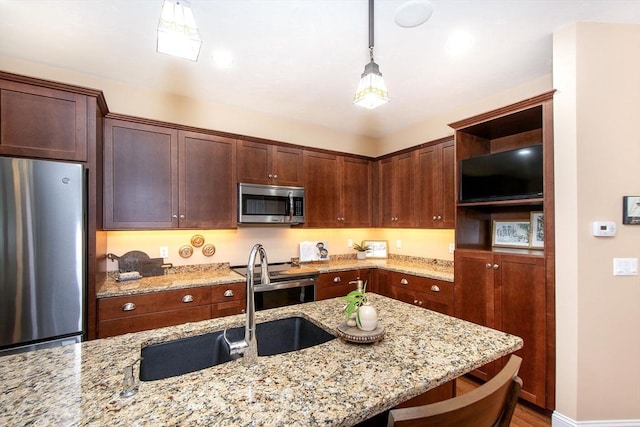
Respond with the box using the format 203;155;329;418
157;0;202;61
353;0;389;109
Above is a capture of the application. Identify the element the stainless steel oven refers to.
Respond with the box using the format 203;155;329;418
232;262;317;310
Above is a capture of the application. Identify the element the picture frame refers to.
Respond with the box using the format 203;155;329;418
622;196;640;225
530;212;544;249
492;220;530;248
362;240;388;258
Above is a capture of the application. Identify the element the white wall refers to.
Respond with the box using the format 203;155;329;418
554;22;640;424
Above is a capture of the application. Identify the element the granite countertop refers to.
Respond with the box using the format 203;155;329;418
0;295;522;426
97;258;454;299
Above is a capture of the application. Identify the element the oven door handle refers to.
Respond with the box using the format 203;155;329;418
288;191;294;222
254;278;316;292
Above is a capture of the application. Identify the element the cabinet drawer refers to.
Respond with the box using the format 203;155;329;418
98;286;211;321
212;300;246;318
98;306;211;338
211;282;246;303
422;279;453;300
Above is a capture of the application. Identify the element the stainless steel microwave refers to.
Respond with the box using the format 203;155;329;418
238;183;305;224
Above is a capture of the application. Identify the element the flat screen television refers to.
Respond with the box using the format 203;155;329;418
459;145;543;203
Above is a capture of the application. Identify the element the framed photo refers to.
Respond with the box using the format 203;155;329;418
623;196;640;225
530;212;544;249
362;240;388;258
492;220;530;248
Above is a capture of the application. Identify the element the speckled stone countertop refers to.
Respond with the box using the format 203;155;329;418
97;257;454;298
0;294;522;426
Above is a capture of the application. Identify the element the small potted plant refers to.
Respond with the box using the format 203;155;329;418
341;281;378;331
352;242;370;260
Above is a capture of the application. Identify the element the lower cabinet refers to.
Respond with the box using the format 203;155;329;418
97;284;246;338
454;249;547;407
316;269;371;300
373;270;454;316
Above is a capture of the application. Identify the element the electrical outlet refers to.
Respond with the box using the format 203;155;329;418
449;243;455;254
396;239;402;249
159;246;169;258
348;239;353;248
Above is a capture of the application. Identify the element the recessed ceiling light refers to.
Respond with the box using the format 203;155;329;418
211;50;233;68
446;30;474;56
394;0;434;28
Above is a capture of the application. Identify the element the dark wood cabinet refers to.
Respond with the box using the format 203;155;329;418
416;139;455;229
211;282;246;318
104;119;236;229
0;78;88;161
237;140;303;186
378;152;416;227
454;249;546;406
316;269;371;300
97;286;212;338
450;92;555;409
303;151;372;228
385;270;454;316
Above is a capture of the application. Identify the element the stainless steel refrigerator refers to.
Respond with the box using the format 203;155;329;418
1;156;85;355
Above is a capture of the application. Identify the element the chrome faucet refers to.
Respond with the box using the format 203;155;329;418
224;244;269;366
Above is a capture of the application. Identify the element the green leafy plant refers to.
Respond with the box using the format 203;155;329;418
341;281;367;320
352;242;370;252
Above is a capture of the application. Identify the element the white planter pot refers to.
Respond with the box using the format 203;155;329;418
357;251;366;260
357;303;378;331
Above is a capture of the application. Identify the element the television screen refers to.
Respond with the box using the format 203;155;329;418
459;145;543;203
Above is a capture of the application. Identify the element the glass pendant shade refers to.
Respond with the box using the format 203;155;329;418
157;0;202;61
353;60;390;109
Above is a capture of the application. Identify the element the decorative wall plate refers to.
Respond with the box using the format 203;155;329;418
179;245;193;258
202;243;216;257
190;234;205;247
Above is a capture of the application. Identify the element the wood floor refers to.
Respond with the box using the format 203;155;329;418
457;375;552;427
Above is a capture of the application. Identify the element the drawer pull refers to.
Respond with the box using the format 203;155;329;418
486;263;493;269
122;302;136;312
223;289;234;297
400;278;409;285
430;285;440;292
333;277;341;283
182;294;194;303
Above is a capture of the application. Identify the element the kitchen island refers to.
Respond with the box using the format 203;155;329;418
0;294;521;426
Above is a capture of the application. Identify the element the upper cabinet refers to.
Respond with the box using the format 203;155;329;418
104;118;236;229
237;140;303;186
0;78;89;161
378;152;416;228
416;139;455;229
303;151;372;228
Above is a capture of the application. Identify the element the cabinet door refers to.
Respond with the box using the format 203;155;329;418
104;119;178;229
340;156;372;227
178;131;236;228
394;152;416;227
496;254;546;406
378;157;395;227
454;249;496;380
303;151;340;227
416;140;455;229
237;140;302;186
0;79;87;161
272;145;303;186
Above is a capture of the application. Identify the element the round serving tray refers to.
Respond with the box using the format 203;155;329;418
336;322;385;343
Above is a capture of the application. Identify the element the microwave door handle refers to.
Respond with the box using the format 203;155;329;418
289;192;294;222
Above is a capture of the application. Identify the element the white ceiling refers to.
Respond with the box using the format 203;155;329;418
0;0;638;138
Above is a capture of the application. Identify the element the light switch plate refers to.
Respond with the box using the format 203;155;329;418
613;258;638;276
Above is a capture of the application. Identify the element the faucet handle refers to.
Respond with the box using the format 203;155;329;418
223;328;248;355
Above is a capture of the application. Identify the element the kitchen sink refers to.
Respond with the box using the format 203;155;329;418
139;316;335;381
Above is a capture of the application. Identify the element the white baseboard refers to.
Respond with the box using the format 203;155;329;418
553;411;640;427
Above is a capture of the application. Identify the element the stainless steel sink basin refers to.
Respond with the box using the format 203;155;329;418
139;316;335;381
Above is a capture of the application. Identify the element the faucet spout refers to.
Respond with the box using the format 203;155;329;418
223;243;269;366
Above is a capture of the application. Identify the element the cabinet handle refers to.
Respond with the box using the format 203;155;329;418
268;174;273;178
432;215;437;220
485;263;492;269
400;278;409;285
333;277;341;283
172;214;178;219
418;301;423;306
122;302;136;312
413;299;419;304
493;264;500;270
436;215;442;220
430;285;440;292
182;294;194;303
273;174;278;179
223;289;234;297
179;214;185;219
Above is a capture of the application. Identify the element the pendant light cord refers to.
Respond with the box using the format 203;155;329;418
369;0;375;60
